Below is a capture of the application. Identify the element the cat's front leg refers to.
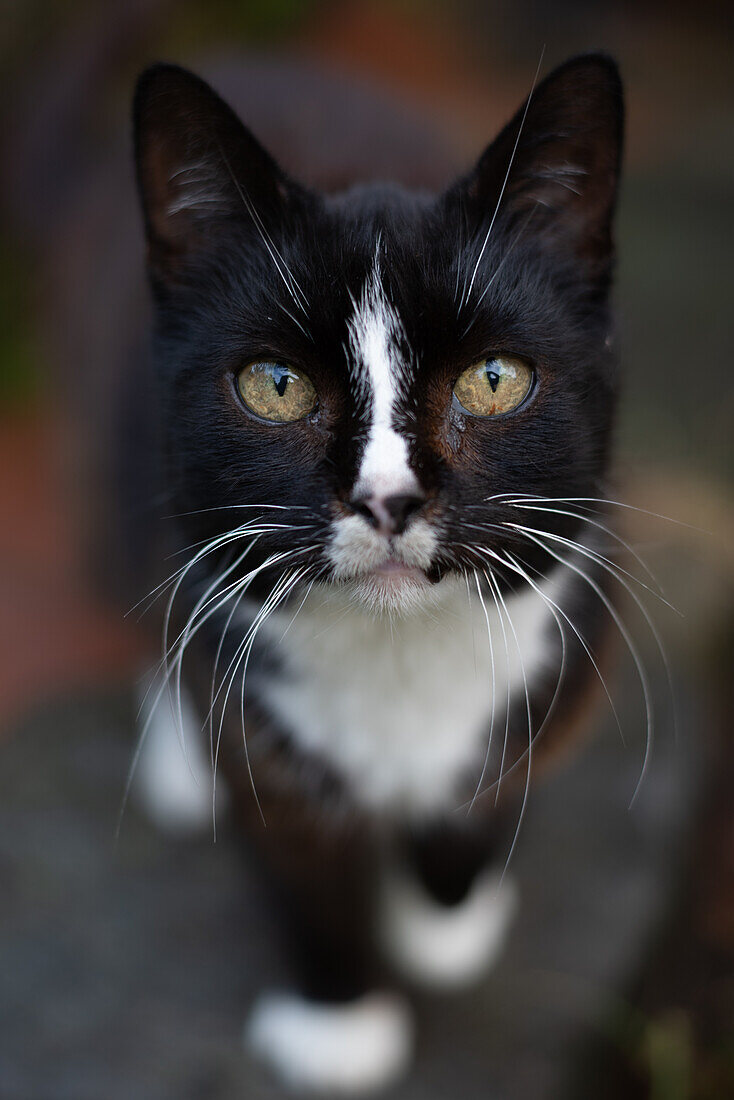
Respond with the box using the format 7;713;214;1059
242;816;414;1095
133;673;220;835
378;819;518;990
247;990;412;1095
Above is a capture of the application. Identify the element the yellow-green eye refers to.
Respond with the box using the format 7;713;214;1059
237;361;317;422
453;356;533;417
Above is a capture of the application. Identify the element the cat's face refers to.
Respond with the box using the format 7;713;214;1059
135;56;623;614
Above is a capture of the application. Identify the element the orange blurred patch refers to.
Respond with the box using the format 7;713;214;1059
0;410;146;729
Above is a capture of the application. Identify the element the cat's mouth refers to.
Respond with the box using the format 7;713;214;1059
370;558;429;581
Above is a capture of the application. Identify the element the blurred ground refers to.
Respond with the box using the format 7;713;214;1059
1;2;732;1097
0;660;706;1100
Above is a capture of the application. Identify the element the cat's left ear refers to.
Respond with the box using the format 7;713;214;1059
134;63;296;280
459;53;624;286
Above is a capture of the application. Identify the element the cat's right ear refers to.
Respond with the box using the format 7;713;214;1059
453;54;624;290
134;64;290;279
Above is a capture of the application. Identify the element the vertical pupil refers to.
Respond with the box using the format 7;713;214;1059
272;366;290;398
486;367;500;393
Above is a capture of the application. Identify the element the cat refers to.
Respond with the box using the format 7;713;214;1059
130;52;623;1093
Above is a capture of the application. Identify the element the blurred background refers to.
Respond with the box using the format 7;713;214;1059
1;2;732;1098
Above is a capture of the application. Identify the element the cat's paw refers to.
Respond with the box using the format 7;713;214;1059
378;865;518;990
134;677;222;835
245;990;413;1095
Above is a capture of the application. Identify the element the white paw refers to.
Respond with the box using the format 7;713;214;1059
378;865;518;990
134;676;224;835
245;990;413;1095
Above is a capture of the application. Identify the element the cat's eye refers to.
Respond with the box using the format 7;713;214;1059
453;356;533;418
237;361;317;422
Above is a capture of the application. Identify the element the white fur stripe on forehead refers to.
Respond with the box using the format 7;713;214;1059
348;260;419;499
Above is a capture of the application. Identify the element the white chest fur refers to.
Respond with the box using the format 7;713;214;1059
256;572;563;818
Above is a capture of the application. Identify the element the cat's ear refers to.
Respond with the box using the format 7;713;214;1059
134;64;291;276
463;53;623;284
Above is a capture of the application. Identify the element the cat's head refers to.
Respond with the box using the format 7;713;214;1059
134;55;623;615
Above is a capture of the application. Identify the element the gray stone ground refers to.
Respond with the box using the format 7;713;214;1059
0;647;703;1100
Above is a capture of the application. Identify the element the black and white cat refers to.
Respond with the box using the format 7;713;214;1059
130;53;623;1093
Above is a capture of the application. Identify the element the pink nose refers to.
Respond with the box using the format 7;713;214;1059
349;492;426;536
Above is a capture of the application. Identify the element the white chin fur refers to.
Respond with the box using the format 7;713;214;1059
378;864;518;990
245;991;413;1095
347;572;436;616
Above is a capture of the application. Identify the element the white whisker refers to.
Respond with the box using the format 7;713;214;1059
505;500;666;597
496;493;700;531
212;566;312;825
468;570;497;813
219;145;309;315
118;541;310;837
459;46;545;312
507;520;678;612
517;527;655;806
485;568;532;884
467;542;623;784
460;206;539;339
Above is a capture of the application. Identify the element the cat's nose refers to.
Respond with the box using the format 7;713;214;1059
349;491;426;536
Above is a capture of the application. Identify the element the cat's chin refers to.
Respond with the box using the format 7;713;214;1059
347;566;437;617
